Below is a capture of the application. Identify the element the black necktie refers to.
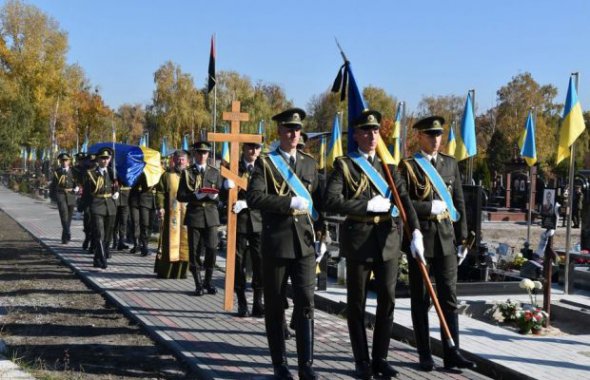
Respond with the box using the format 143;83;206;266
247;164;254;174
368;156;374;165
289;156;295;170
431;157;436;167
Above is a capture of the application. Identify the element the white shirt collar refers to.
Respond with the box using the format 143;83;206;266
278;148;296;164
357;148;375;162
421;150;438;162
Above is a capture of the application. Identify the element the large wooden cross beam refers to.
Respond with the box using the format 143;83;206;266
208;100;262;311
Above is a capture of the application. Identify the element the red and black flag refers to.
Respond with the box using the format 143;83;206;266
207;34;216;93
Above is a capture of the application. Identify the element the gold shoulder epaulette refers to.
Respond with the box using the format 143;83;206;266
438;152;454;159
298;150;315;160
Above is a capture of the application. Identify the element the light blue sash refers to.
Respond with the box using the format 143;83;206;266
349;152;399;217
267;151;319;221
413;153;459;222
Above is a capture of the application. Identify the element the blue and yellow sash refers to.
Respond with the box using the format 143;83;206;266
267;151;319;221
349;152;399;217
413;153;459;222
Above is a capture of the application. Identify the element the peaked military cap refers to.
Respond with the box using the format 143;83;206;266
96;147;113;158
413;116;445;132
174;149;191;157
193;141;211;152
57;152;71;161
75;152;87;160
272;107;306;128
353;110;382;129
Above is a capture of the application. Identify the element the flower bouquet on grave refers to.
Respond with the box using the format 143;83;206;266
490;299;520;322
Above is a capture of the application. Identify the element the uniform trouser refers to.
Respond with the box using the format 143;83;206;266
187;225;218;272
83;207;92;235
346;257;399;363
92;213;115;263
130;205;151;249
408;237;458;356
263;254;315;365
573;211;581;227
56;200;74;240
113;205;129;243
235;231;263;292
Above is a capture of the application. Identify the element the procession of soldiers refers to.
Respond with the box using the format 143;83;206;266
46;105;480;380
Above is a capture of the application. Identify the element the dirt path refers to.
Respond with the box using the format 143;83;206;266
0;210;189;379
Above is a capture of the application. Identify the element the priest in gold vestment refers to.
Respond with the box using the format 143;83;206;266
154;150;190;278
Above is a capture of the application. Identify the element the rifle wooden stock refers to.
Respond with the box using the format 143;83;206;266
380;161;455;348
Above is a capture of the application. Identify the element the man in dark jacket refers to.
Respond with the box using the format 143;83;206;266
247;108;322;380
50;153;78;244
324;109;423;379
400;115;474;371
177;141;223;296
129;172;157;256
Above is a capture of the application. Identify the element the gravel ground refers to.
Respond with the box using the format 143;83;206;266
0;209;189;380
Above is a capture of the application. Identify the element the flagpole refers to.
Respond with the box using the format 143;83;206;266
526;108;535;245
467;89;475;184
564;72;579;295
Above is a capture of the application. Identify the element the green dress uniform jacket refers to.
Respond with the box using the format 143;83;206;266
400;152;467;257
247;150;320;259
324;155;420;262
176;164;222;228
85;167;117;217
237;159;262;234
51;167;77;207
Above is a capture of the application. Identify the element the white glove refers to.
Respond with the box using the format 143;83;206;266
290;196;309;211
158;208;165;220
224;179;235;189
233;200;248;214
431;200;447;215
546;229;555;237
457;244;468;265
73;186;79;193
315;241;327;263
410;229;425;263
195;192;208;200
367;195;391;213
207;193;219;200
111;192;120;200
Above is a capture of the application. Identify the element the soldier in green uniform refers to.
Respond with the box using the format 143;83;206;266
177;141;223;296
50;153;79;244
399;116;474;371
232;142;264;318
112;176;131;251
154;149;190;279
84;147;118;269
75;153;96;250
247;108;322;380
129;172;157;256
324;110;423;380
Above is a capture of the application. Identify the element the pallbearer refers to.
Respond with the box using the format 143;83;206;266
247;108;322;380
154;149;190;279
400;116;474;371
324;109;423;380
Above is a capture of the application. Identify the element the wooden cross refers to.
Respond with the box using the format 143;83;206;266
208;100;262;311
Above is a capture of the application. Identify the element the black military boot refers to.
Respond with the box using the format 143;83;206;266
203;269;217;294
236;290;250;317
140;245;150;257
82;236;90;250
61;230;67;244
443;313;475;370
418;351;434;372
117;237;129;250
273;357;293;380
190;268;204;296
269;319;293;380
130;238;139;254
296;318;317;380
251;289;265;317
94;241;107;269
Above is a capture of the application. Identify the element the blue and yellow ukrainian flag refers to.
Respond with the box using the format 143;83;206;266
556;76;586;164
139;135;146;147
160;136;168;157
446;123;456;156
221;127;230;163
327;114;343;169
331;62;395;164
390;102;403;165
455;92;477;161
519;110;537;167
258;120;265;150
181;135;189;151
